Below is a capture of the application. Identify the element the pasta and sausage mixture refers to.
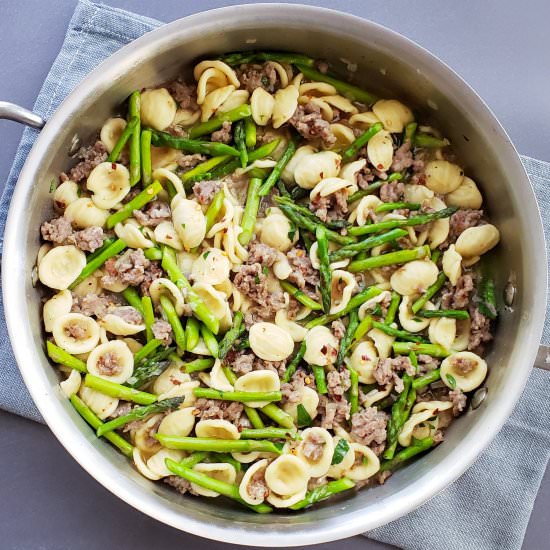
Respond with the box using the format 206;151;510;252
39;52;499;511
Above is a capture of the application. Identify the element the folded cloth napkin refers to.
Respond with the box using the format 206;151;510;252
0;2;548;549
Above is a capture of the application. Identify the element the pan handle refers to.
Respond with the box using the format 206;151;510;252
0;101;45;129
534;345;550;371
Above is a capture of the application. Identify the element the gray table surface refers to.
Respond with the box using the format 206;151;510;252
0;1;548;549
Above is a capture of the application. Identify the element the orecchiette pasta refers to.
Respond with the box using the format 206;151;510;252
99;310;145;336
158;408;196;438
390;260;439;296
38;245;86;290
372;99;414;133
294;151;341;189
60;369;81;397
172;198;207;250
425;160;464;194
455;224;500;258
296;427;334;477
282;386;319;422
114;220;155;249
304;326;339;366
52;313;100;354
195;419;240;440
271;85;299;128
442;245;462;285
367;129;393;171
249;322;294;361
347;340;378;383
86;340;134;384
87;162;130;209
140;88;177;131
43;290;73;332
234;370;281;408
53;180;79;210
440;351;487;392
344;443;380;481
79;386;118;420
398;401;452;447
100;117;126;153
64;197;109;229
239;459;269;505
265;454;309;496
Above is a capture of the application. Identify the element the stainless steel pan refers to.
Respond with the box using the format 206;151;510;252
1;4;547;546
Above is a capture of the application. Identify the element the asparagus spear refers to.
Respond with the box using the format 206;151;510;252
347;181;384;204
383;374;413;460
411;272;447;313
106;180;163;229
305;287;383;328
353;314;373;342
132;339;162;365
160;295;186;351
412;368;441;389
379;436;434;471
46;341;87;372
244;117;256;148
375;202;421;214
290;478;356;510
347;366;359;414
165;458;273;514
282;341;307;383
70;394;133;457
161;247;220;334
336;309;359;366
277;202;354;245
240;428;294;439
404;122;417;144
97;397;185;436
203;189;226;234
238;177;263;245
431;248;442;265
279;280;323;311
200;323;219;357
348;245;430;272
342;122;384;161
69;238;127;289
312;365;328;394
193;388;282;403
128;91;141;186
221;51;315;67
316;226;332;313
417;309;469;320
392;342;450;358
150;130;240;157
234;120;249;168
296;64;378;105
84;374;157;405
415;133;450;148
126;346;175;388
218;312;245;359
478;276;498;319
371;320;428;343
273;195;350;231
189;105;252;139
348;207;458;237
181;155;231;185
158;436;282;455
185;317;201;351
107;116;139;163
144;247;163;261
384;292;401;324
141;129;153;185
141;295;155;342
328;228;408;262
258;138;297;196
259;403;295;429
183;357;215;374
85;237;116;263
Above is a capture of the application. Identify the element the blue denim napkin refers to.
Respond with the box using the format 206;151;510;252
0;2;548;549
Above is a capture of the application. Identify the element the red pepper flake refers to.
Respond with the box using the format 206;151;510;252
111;163;117;170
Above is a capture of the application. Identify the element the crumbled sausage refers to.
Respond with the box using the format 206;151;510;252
447;209;483;242
310;189;348;222
177;154;206;170
101;249;150;288
211;121;232;144
68;226;105;252
65;141;108;183
379;181;405;203
350;407;388;445
301;430;326;462
327;369;351;401
247;469;269;500
152;319;173;346
390;141;414;173
237;62;280;93
317;395;350;429
110;306;143;325
71;293;120;318
286;247;320;291
192;179;223;205
140;261;163;296
41;216;73;244
96;351;122;377
247;242;279;267
165;79;199;110
289;102;336;147
194;398;245;425
133;201;171;227
441;273;475;309
448;388;467;416
468;305;493;353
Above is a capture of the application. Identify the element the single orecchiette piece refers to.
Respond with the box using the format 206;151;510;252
152;360;192;395
304;326;339;366
219;89;250;113
348;111;380;128
250;87;275;126
53;180;79;210
425;160;464;194
114;220;155;249
311;176;357;204
158;408;196;438
265;454;309;497
43;289;73;332
442;245;462;285
372;99;414;133
327;435;355;479
440;351;487;392
367;327;394;359
192;283;232;329
79;386;118;420
275;309;308;342
199;359;233;392
344;443;380;481
191;248;231;285
296;427;334;477
398;296;434;333
428;317;456;350
330;269;358;314
260;208;296;252
272;85;299;128
192;463;237;498
60;369;81;397
151;145;180;171
452;319;471;352
87;162;130;209
347;340;378;383
281;145;316;184
329;123;356;150
390;260;439;296
86;340;134;384
398;401;453;447
455;224;500;259
100;117;127;153
99;309;145;336
239;458;269;505
445;176;483;209
38;245;86;290
146;449;186;479
200;84;236;121
294;151;341;189
249;322;294;361
154;221;183;251
140;88;177;131
234;370;281;408
426;197;450;249
339;158;367;185
367;129;394;171
64;197;109;229
72;274;101;298
133;414;163;454
282;386;319;422
150;278;186;317
349;195;382;227
172;198;207;250
194;60;240;90
195;419;240;440
403;184;434;203
52;313;100;354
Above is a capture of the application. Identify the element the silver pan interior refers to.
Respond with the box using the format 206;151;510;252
2;4;546;546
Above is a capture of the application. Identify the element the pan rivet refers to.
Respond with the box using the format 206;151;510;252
504;281;516;307
471;387;488;410
68;134;81;157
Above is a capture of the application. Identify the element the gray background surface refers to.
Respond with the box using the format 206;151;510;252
0;1;548;549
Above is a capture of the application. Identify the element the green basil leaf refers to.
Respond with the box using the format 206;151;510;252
296;404;312;428
445;374;457;389
331;438;350;465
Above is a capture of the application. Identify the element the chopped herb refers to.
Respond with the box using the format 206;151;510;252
262;266;269;276
331;438;350;465
445;374;457;389
181;223;186;230
254;275;260;284
203;251;210;259
288;221;297;241
296;404;312;428
49;179;58;193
